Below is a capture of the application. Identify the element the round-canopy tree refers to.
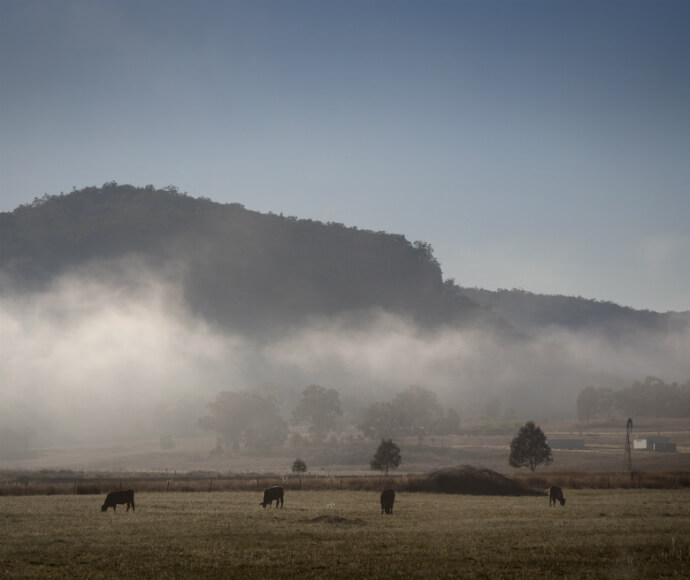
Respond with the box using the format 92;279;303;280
291;458;307;474
370;439;402;476
508;420;553;472
291;385;343;440
291;457;308;489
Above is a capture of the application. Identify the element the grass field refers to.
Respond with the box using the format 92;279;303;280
1;489;689;578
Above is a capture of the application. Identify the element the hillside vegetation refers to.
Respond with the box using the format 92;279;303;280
461;287;690;337
4;183;687;339
1;183;488;335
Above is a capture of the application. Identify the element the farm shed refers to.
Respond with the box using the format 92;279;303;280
633;436;677;452
547;438;585;450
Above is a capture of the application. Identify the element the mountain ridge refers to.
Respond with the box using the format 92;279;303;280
0;183;488;335
2;183;687;338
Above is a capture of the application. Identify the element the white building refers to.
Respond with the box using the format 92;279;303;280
633;436;677;452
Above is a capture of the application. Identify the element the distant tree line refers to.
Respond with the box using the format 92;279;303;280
196;384;463;454
577;376;690;422
358;385;460;439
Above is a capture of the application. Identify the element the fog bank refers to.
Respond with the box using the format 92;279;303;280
2;268;689;448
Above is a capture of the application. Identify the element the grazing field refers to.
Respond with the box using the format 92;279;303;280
1;489;689;578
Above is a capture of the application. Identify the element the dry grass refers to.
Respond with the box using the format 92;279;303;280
513;470;690;490
1;489;689;578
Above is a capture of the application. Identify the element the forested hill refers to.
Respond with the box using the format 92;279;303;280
0;183;488;334
460;287;690;337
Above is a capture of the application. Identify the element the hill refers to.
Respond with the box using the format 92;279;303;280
0;183;491;335
1;183;689;453
4;183;686;338
460;287;690;338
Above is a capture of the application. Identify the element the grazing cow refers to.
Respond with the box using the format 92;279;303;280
380;489;395;514
260;486;284;508
101;490;135;512
548;486;566;507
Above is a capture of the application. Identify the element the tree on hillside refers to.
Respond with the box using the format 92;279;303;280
370;439;402;476
198;391;288;452
508;421;553;472
291;385;343;440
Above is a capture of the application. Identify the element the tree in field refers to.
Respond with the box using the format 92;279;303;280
596;387;616;419
508;421;553;472
370;439;402;476
291;457;308;489
359;385;460;439
359;401;402;439
291;385;343;440
291;458;307;474
391;385;443;435
198;391;288;452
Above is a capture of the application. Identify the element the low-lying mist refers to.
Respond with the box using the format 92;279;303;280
2;264;689;450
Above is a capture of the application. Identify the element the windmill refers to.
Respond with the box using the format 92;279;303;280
624;417;633;476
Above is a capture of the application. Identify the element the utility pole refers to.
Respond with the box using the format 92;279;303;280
625;417;633;477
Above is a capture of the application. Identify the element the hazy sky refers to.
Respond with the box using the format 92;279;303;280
1;0;688;312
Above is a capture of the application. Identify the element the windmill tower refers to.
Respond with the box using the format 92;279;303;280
624;417;633;476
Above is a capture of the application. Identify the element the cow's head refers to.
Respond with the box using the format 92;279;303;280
259;502;267;508
560;498;566;506
101;504;108;512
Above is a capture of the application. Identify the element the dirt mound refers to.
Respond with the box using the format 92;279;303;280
413;465;539;496
308;515;365;525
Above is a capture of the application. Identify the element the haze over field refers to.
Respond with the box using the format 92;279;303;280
2;242;689;448
1;1;689;463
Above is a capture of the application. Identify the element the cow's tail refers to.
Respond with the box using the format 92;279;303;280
131;491;135;511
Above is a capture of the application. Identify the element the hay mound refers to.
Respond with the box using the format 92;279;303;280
420;465;537;496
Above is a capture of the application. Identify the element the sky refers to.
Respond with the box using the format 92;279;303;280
1;0;689;312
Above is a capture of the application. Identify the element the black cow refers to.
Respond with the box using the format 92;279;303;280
380;489;395;514
260;486;284;508
101;489;135;512
548;486;566;507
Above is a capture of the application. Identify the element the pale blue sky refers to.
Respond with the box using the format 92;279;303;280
1;0;688;312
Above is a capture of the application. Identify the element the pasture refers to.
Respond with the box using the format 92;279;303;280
1;489;689;578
